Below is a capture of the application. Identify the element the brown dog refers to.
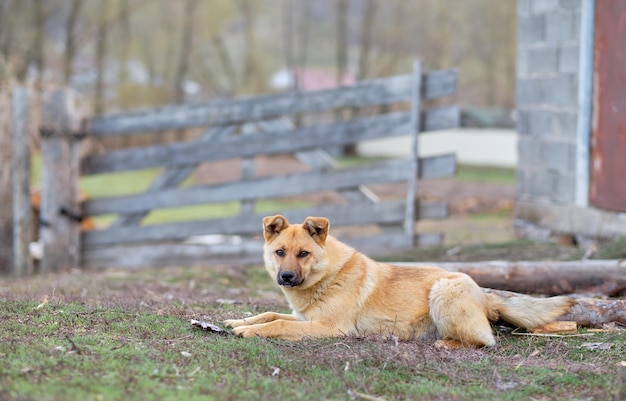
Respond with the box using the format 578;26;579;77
224;215;574;348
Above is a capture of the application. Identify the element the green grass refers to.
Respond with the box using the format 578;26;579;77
1;298;625;401
2;264;625;401
452;164;515;185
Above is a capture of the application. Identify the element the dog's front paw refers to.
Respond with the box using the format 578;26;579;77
223;319;248;329
232;325;262;338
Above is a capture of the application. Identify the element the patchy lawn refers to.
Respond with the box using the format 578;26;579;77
2;263;625;401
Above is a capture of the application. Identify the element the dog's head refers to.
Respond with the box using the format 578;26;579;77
262;215;329;289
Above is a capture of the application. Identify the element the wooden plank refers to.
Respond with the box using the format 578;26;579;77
110;126;236;227
344;232;443;254
83;231;445;269
419;153;456;178
424;105;459;131
11;87;32;276
82;106;458;175
83;112;408;174
40;89;81;272
83;160;413;215
83;155;455;216
83;241;265;269
405;61;422;247
84;201;451;246
85;70;457;136
240;123;257;215
257;118;380;203
417;201;448;220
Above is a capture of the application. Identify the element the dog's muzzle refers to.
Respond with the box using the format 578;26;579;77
277;271;302;287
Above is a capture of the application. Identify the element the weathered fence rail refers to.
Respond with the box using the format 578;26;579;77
85;70;457;135
22;61;459;272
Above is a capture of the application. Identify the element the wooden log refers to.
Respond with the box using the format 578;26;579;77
40;89;81;272
397;260;626;297
11;87;32;275
85;70;457;136
82;107;459;175
482;288;626;328
82;156;455;216
560;298;626;327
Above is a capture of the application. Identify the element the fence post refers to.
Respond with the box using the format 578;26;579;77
12;87;32;276
404;61;422;247
40;89;81;272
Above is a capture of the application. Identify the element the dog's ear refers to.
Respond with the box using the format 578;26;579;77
263;215;289;242
303;216;329;244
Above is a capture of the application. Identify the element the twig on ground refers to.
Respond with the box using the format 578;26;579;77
65;335;82;354
347;389;387;401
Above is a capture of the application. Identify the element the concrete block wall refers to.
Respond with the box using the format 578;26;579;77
516;0;581;205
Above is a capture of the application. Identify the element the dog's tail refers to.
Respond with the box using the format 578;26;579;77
486;293;575;329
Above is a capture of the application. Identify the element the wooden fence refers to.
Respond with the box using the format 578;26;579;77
14;61;459;273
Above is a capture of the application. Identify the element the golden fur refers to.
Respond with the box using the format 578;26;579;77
224;215;574;348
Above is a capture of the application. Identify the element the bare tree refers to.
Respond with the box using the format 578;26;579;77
0;90;13;272
335;0;348;87
213;33;237;95
174;0;198;104
374;0;409;77
94;2;109;115
0;0;17;61
281;0;297;92
238;0;256;92
296;0;311;83
355;0;376;81
29;0;46;88
117;0;130;85
63;0;82;85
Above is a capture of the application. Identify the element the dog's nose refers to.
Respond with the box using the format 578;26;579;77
279;271;295;283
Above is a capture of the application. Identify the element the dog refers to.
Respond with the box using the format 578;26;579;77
224;215;574;348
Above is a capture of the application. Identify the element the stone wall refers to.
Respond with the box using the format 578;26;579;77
515;0;581;205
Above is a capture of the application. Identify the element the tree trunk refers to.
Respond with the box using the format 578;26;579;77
63;0;82;85
174;0;197;104
0;0;17;62
281;0;296;92
335;0;348;87
335;0;350;153
30;0;46;89
356;0;376;81
213;34;236;95
238;0;256;92
397;260;626;297
0;90;13;273
174;0;197;141
94;3;108;116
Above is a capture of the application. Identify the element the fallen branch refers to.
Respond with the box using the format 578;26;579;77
396;260;626;296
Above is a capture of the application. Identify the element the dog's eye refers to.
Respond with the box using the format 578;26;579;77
297;250;309;258
275;249;285;257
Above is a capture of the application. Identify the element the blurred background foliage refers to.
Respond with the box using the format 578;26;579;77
0;0;516;113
